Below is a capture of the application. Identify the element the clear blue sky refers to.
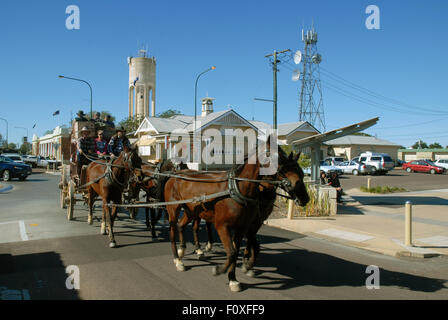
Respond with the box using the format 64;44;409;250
1;0;447;148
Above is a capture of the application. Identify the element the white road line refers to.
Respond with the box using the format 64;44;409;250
316;228;374;242
18;221;29;241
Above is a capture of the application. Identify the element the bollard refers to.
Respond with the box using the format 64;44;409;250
367;177;371;190
287;199;294;220
405;201;413;246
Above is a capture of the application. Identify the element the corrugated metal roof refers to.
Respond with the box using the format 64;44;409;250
325;135;399;146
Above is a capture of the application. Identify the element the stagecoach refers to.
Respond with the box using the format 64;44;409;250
59;120;115;220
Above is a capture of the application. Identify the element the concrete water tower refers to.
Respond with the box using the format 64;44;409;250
128;49;156;118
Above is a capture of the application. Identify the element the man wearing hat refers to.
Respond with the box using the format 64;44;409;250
76;126;95;179
92;112;103;123
75;110;88;122
108;126;131;158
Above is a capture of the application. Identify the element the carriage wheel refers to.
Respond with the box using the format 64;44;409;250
67;181;75;221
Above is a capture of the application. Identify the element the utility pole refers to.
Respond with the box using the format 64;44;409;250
265;49;290;130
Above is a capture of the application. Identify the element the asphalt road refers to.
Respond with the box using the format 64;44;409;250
339;168;448;192
0;172;447;300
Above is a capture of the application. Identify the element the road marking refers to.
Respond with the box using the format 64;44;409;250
316;228;374;242
0;221;29;241
19;221;29;241
416;236;448;247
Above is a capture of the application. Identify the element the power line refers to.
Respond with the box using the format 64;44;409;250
278;54;448;115
277;58;447;117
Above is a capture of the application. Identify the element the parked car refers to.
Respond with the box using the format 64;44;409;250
323;157;346;166
0;155;32;181
402;160;445;174
352;152;395;175
434;159;448;170
22;155;38;168
334;160;374;176
1;153;24;164
303;161;343;176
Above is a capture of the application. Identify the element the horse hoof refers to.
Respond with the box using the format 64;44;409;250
88;217;93;225
212;266;219;276
241;264;248;273
109;241;117;248
245;270;256;278
177;248;185;259
229;281;241;292
173;259;185;272
205;242;213;252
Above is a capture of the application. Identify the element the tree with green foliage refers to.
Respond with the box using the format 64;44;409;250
428;142;443;149
157;109;183;118
411;140;428;149
7;143;17;150
118;115;145;134
19;142;31;155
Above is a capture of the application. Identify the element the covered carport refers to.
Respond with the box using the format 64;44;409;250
291;117;379;184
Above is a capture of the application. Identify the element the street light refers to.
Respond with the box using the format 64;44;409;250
0;117;8;146
58;75;93;119
193;66;215;164
194;66;216;131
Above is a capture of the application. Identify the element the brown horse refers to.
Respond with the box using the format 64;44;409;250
128;160;187;238
85;146;142;247
242;150;303;276
163;141;309;292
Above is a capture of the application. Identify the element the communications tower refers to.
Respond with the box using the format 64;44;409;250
297;26;325;132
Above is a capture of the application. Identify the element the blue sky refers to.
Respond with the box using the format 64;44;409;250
0;0;447;148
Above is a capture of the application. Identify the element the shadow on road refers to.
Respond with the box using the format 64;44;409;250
351;195;448;207
239;233;448;293
0;252;80;300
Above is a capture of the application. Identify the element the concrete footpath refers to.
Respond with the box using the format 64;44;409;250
266;188;448;259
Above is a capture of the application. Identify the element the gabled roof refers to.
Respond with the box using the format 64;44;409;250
136;117;187;134
325;135;400;147
278;121;320;136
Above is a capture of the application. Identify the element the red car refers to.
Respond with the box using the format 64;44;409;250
402;160;445;174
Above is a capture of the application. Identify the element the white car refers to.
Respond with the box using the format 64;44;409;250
334;160;374;176
434;159;448;170
1;153;24;163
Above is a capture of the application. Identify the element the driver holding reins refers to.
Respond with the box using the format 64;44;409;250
107;126;131;159
76;126;96;180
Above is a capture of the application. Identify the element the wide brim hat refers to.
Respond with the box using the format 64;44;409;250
116;126;126;132
77;110;85;116
80;126;90;132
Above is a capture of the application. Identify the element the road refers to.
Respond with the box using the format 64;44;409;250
0;172;447;300
339;168;448;192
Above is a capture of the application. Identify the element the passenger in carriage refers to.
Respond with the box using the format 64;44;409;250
93;112;103;123
94;130;108;158
108;126;131;159
103;114;115;128
75;110;88;122
76;126;95;178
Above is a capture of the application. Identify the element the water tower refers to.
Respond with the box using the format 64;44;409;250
128;49;156;118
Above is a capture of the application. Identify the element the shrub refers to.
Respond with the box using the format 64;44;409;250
360;186;407;194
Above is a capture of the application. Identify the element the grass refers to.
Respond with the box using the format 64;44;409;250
275;182;331;217
360;185;407;194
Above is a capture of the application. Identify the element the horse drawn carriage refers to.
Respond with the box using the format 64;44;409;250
59;120;115;221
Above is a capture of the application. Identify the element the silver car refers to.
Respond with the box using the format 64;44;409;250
334;160;374;176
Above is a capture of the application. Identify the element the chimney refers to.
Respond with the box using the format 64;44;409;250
201;97;214;117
